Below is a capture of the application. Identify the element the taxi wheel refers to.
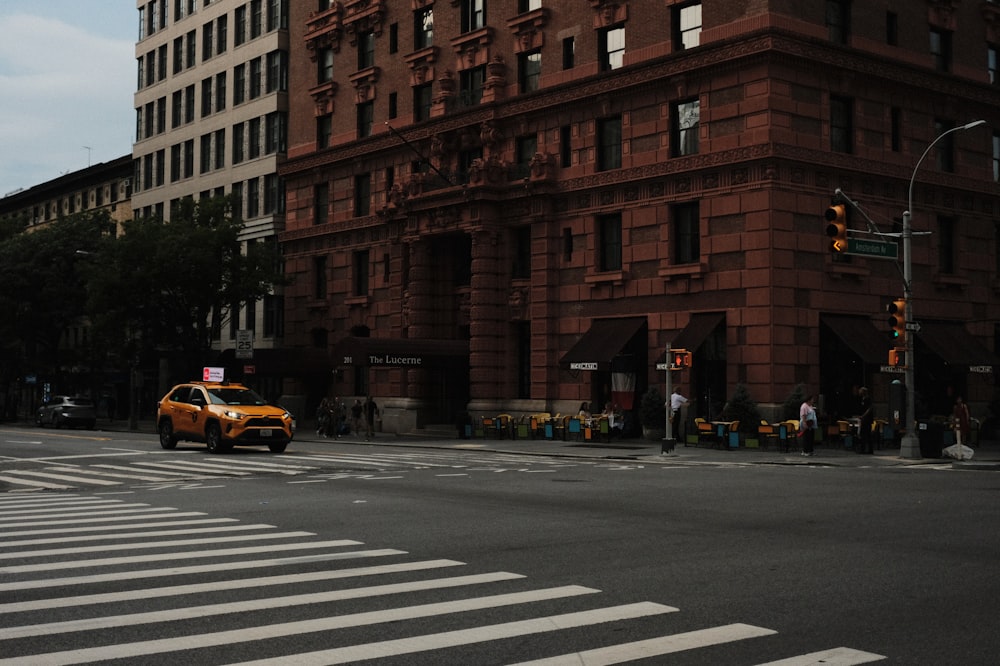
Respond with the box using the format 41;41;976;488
158;419;178;449
205;423;231;453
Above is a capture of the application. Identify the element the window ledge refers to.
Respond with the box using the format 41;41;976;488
825;260;870;279
658;262;706;281
345;295;370;307
932;273;969;289
585;269;627;285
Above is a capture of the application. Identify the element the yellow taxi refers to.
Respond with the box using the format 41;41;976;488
156;381;294;453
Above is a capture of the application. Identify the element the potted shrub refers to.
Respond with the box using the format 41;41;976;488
722;383;763;447
639;387;667;441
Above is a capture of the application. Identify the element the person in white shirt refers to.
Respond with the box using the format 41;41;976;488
670;390;689;440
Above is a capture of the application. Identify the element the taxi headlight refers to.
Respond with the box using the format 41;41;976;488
224;410;248;420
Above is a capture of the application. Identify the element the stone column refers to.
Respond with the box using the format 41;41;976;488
468;227;505;410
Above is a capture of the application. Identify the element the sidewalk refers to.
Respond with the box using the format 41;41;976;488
109;419;1000;470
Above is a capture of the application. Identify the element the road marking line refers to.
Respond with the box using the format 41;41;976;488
0;501;147;517
228;602;678;666
130;461;254;475
42;467;188;482
4;571;527;638
0;510;205;529
0;558;465;613
0;522;274;546
2;538;362;574
507;623;778;665
755;646;886;665
0;548;408;592
0;495;92;507
0;586;603;664
0;475;73;490
0;518;239;545
92;463;217;477
0;469;118;486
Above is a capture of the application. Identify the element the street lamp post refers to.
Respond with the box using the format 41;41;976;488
899;119;986;459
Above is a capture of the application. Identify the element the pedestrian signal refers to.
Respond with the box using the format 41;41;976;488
825;204;848;253
889;348;906;368
671;349;692;369
887;298;906;342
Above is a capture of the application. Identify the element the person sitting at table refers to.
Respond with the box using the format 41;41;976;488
578;402;592;420
601;402;623;434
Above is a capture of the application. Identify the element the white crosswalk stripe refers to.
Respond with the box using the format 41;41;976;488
0;494;887;664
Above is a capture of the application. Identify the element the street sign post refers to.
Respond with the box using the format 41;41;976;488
846;238;899;259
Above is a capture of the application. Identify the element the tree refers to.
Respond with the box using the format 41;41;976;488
721;383;762;433
84;196;285;375
0;211;112;377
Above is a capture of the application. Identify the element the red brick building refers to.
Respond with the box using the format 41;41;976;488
279;0;1000;434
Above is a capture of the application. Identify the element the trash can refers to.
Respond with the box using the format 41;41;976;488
917;421;946;458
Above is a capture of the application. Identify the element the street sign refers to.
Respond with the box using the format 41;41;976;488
905;322;921;332
236;329;254;359
846;238;898;259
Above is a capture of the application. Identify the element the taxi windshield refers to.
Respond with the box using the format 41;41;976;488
206;387;267;406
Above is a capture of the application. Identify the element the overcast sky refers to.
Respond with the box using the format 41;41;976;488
0;2;135;198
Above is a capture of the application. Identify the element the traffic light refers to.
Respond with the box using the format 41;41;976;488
824;204;848;253
671;349;692;369
889;348;906;367
887;298;906;342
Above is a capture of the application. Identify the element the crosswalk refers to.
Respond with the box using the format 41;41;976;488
0;450;621;493
0;494;887;664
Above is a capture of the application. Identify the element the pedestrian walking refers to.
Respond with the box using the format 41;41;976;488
316;398;332;437
364;396;379;440
799;394;817;456
953;396;971;447
670;389;688;441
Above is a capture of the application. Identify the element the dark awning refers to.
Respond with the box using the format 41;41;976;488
919;321;1000;371
559;317;647;371
821;315;888;365
331;336;469;368
218;347;332;376
655;312;726;363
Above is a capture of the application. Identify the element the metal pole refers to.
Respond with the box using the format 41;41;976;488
663;343;674;453
899;120;985;459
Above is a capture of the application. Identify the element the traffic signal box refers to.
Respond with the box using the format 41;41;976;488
888;348;906;367
825;204;848;253
671;349;692;369
887;298;906;342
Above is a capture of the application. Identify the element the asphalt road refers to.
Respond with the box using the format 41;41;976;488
1;426;998;664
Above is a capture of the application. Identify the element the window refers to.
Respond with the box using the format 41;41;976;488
231;182;244;219
264;174;282;214
173;36;184;73
154;149;165;186
200;134;212;173
314;256;328;299
599;27;625;71
156;96;166;133
170;144;181;181
672;99;700;157
186;30;196;67
934;119;955;172
597;116;621;171
314;183;329;224
157;44;167;81
201;77;213;117
357;101;374;138
413;83;432;122
459;66;485;106
266;50;287;92
415;7;433;49
930;28;952;72
217;15;228;53
514;134;537;179
354;173;371;216
233;122;245;163
826;0;850;44
203;22;214;61
263;294;283;338
183;139;194;178
938;216;955;274
389;22;398;53
830;95;853;154
518;51;541;93
388;92;397;119
317;114;332;148
185;84;195;122
235;5;247;46
249;117;262;158
353;250;369;296
249;57;262;98
251;0;263;38
518;0;541;11
215;72;227;111
265;111;286;154
460;0;485;33
214;128;225;170
512;226;531;279
990;46;999;85
234;64;246;104
886;11;898;46
562;36;574;70
993;132;1000;182
318;47;333;83
266;0;286;31
672;202;700;265
598;213;622;272
358;29;375;69
247;177;260;217
674;2;701;50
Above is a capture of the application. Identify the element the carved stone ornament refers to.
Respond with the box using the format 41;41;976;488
305;3;344;57
589;0;627;28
